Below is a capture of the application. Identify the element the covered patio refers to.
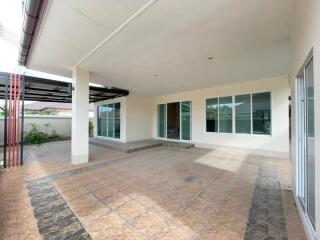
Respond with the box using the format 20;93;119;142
0;141;306;239
0;0;318;239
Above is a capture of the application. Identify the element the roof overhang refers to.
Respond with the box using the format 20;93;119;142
0;72;129;103
18;0;48;66
19;0;294;95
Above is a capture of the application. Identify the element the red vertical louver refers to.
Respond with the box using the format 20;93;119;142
6;73;22;167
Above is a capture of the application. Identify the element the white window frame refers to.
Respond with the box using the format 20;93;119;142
295;51;316;237
97;102;121;140
156;101;192;142
205;91;272;136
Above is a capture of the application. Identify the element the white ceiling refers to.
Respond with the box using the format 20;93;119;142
28;0;294;95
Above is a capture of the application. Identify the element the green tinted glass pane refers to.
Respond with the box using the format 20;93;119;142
306;58;315;226
181;101;191;140
219;96;233;133
99;105;108;118
107;104;114;138
252;92;271;135
235;94;251;133
98;105;108;137
206;98;218;132
114;103;121;139
97;106;101;136
158;104;166;138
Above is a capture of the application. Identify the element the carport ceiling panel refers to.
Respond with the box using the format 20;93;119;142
28;0;152;76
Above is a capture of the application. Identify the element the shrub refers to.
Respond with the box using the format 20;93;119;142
24;123;70;145
89;120;93;137
0;107;7;116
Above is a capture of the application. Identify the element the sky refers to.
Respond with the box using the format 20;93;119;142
0;0;74;81
0;0;21;107
0;0;73;107
0;0;22;72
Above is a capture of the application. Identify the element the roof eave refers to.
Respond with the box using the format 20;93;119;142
18;0;48;66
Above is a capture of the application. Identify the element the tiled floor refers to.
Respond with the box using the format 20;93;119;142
0;141;306;240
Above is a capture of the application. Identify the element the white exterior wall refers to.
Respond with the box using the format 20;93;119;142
93;77;289;158
0;116;73;145
93;94;153;143
290;0;320;239
152;75;290;158
125;94;153;142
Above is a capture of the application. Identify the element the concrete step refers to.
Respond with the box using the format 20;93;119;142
159;140;195;149
89;138;162;153
89;138;194;153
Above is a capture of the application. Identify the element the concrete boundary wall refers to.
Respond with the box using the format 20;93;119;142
0;116;93;145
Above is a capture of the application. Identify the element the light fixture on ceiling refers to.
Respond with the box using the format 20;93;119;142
153;74;159;77
208;57;214;60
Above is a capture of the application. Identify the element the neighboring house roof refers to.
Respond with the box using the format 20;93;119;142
24;102;94;111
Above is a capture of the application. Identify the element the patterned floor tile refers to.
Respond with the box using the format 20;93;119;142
0;141;307;240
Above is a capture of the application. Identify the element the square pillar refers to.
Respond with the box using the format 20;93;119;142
72;67;89;164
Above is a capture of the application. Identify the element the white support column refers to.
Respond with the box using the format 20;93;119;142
72;67;89;164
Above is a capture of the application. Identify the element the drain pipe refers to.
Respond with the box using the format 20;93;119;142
18;0;47;66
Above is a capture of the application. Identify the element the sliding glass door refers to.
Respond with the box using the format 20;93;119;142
305;57;315;226
296;55;315;228
167;102;180;140
157;101;191;141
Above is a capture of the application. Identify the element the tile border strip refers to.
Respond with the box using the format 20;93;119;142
26;179;92;240
244;164;288;240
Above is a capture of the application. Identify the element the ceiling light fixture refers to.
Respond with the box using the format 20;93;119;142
208;57;214;60
153;74;158;77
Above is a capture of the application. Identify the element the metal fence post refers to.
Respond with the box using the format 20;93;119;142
3;75;8;168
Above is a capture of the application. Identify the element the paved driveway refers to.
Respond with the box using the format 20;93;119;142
0;141;306;240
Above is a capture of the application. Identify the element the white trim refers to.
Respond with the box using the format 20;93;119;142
295;195;317;240
294;52;316;234
218;97;220;133
179;102;182;141
165;103;167;138
114;102;117;139
232;95;235;135
296;76;306;201
250;93;253;134
190;101;192;140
